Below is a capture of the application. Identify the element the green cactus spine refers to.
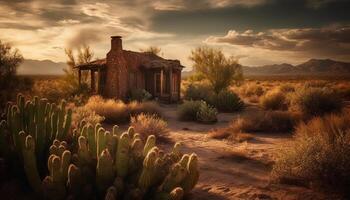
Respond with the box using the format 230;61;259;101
105;186;118;200
160;163;187;193
181;153;199;193
67;164;82;198
143;135;156;156
22;134;43;195
116;132;130;178
96;149;114;195
138;149;157;192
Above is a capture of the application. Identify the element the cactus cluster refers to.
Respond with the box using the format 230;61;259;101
62;124;199;200
0;94;73;196
0;94;72;159
0;94;200;199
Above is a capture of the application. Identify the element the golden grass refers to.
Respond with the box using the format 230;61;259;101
84;96;161;124
130;113;169;140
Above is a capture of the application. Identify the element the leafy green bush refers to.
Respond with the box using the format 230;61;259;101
196;101;218;124
291;87;343;117
177;100;202;121
272;113;350;196
260;90;287;110
210;90;244;112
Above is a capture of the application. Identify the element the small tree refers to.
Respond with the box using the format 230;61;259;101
189;46;242;93
63;45;94;95
0;40;23;88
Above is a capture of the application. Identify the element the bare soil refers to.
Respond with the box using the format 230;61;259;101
157;104;331;200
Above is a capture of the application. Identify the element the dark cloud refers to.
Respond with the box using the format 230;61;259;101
150;0;350;35
206;26;350;58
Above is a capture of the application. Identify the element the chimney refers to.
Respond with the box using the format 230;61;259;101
111;36;122;51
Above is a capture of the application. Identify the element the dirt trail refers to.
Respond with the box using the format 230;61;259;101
157;104;328;200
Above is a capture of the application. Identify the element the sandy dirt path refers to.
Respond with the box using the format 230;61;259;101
157;104;329;200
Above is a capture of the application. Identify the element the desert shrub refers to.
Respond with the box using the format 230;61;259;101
210;90;244;112
71;106;104;129
209;127;253;142
196;101;218;124
32;77;90;104
84;96;161;124
128;88;152;102
279;84;295;93
230;111;298;133
128;101;161;117
84;96;130;123
130;113;169;139
178;100;202;121
239;83;264;97
333;83;350;100
291;87;343;117
183;83;213;101
272;113;350;196
260;90;287;110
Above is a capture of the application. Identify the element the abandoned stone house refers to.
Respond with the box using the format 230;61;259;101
76;36;184;102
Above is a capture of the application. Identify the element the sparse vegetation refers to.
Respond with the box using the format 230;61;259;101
272;112;350;196
130;113;169;140
291;86;343;118
210;90;244;112
178;100;202;121
196;101;218;124
260;90;287;110
83;96;161;124
178;100;218;123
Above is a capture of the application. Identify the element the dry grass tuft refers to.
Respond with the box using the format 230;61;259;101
130;113;169;140
84;96;161;124
260;90;288;110
232;111;299;133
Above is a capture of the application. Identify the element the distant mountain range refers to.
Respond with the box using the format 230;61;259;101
18;58;350;76
18;59;67;75
182;59;350;77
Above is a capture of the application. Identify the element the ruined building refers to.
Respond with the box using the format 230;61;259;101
76;36;184;102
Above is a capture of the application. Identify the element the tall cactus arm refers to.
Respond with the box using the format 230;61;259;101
23;135;43;195
61;108;72;140
115;132;130;178
143;135;156;156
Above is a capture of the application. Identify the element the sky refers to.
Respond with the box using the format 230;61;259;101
0;0;349;71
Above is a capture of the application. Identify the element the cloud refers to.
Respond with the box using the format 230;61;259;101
205;25;350;59
151;0;268;11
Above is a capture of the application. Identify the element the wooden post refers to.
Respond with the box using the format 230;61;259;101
169;69;173;102
91;70;95;93
78;69;81;87
178;70;181;101
160;68;163;98
97;69;100;94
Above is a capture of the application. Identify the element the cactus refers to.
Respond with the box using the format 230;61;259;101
115;132;130;178
96;149;115;195
22;134;42;195
0;97;200;200
181;153;199;194
143;135;156;156
67;164;82;198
